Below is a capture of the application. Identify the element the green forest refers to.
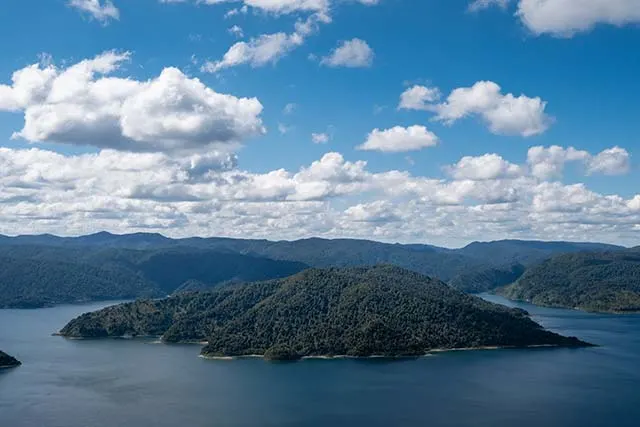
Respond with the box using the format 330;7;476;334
499;248;640;312
60;266;589;360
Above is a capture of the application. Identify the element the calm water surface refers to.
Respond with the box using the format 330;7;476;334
1;295;639;427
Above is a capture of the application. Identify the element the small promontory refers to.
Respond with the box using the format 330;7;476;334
0;351;21;368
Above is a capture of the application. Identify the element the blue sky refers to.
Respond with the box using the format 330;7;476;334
0;0;639;246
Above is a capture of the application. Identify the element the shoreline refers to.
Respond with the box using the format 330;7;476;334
54;333;208;345
198;343;580;361
0;363;21;369
492;293;640;315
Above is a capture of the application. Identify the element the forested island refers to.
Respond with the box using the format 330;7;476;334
0;351;21;368
498;248;640;313
59;266;590;360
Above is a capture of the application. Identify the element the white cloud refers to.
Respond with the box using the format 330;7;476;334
345;201;401;223
473;0;640;36
0;146;638;246
527;146;590;180
0;52;264;154
68;0;119;24
518;0;640;36
202;32;303;72
468;0;510;12
173;0;379;15
200;0;329;14
228;25;244;38
320;38;374;68
433;81;551;137
224;5;249;18
527;145;630;180
399;81;552;137
202;12;331;72
446;154;524;181
587;146;631;175
312;132;330;144
357;125;439;153
398;85;441;111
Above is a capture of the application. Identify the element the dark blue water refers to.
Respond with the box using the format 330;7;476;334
1;295;639;427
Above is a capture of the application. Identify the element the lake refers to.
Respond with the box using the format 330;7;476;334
1;295;639;427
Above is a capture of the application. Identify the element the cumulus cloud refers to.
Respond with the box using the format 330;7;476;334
472;0;640;36
228;25;244;38
173;0;378;14
357;125;439;153
445;154;523;181
399;81;551;137
312;132;330;144
587;146;631;175
398;85;441;111
68;0;119;23
202;12;331;72
320;38;374;68
433;81;551;137
0;146;638;246
0;52;265;154
527;146;590;180
345;201;401;223
527;145;630;180
196;0;329;15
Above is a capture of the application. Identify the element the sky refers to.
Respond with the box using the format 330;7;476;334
0;0;639;247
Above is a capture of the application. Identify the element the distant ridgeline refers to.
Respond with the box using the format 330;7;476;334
0;351;21;368
59;266;590;360
0;232;624;308
499;248;640;313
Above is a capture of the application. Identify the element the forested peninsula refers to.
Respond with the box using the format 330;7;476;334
498;248;640;313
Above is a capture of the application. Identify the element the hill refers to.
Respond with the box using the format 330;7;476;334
59;266;590;359
0;246;307;308
0;233;625;293
0;255;162;308
0;351;21;368
498;249;640;313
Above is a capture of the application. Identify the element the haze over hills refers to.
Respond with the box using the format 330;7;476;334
59;266;589;359
0;232;627;308
499;248;640;313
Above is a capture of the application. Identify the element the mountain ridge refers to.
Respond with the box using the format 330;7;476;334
0;232;628;308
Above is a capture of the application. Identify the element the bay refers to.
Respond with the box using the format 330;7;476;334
1;295;639;427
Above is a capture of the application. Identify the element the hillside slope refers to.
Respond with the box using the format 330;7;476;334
0;246;307;308
498;249;640;312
